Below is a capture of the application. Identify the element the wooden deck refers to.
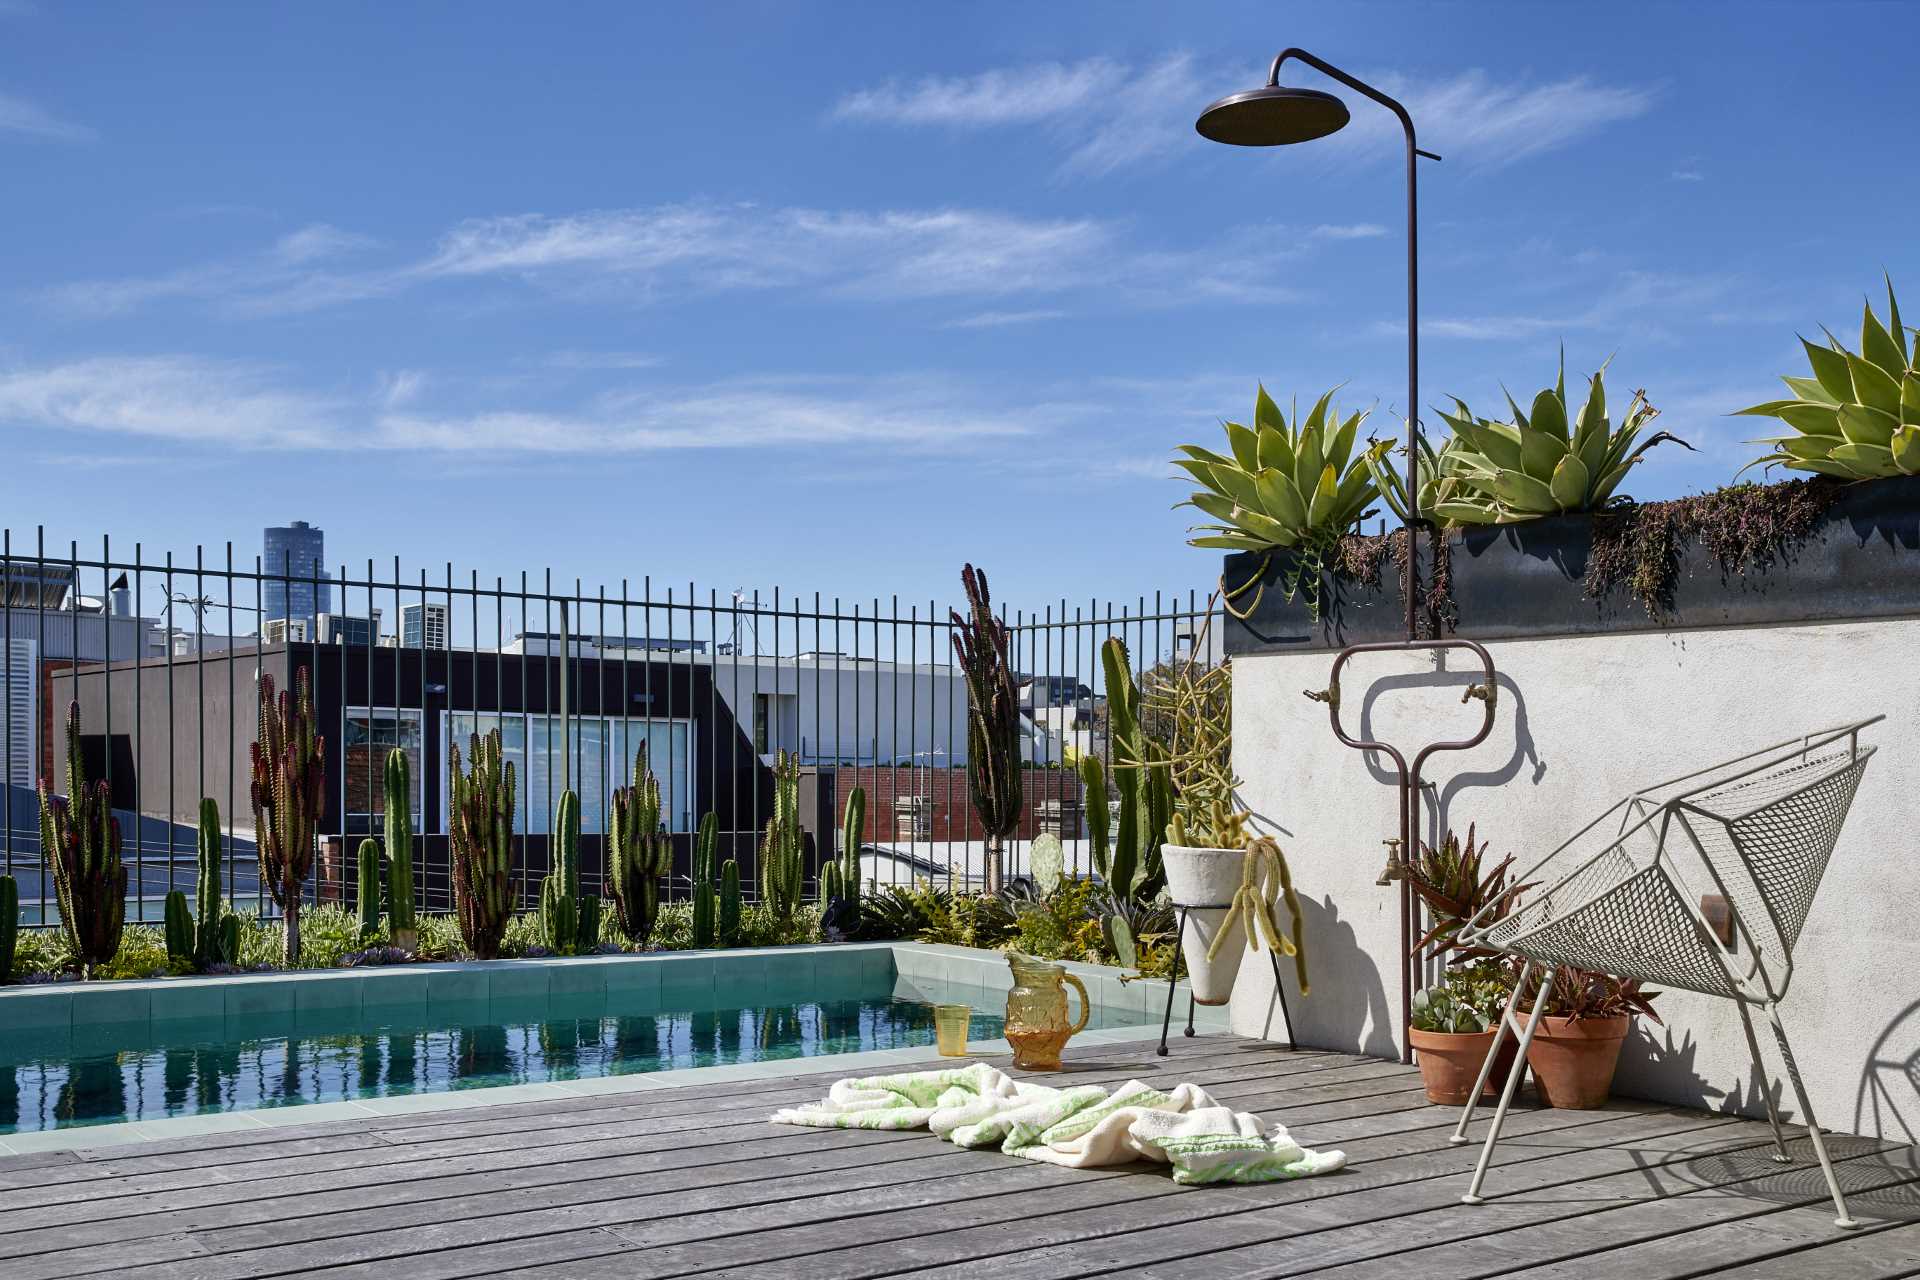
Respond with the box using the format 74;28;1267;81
0;1033;1915;1279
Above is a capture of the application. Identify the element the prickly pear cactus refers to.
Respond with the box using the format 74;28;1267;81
1030;833;1065;897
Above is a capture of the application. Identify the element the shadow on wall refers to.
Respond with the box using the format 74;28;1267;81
1277;893;1397;1059
1349;664;1546;849
1856;999;1920;1146
1615;1024;1791;1124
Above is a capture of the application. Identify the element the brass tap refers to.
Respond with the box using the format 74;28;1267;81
1376;837;1406;886
1303;685;1340;710
1460;682;1496;709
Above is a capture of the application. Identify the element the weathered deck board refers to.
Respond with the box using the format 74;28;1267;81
0;1032;1909;1280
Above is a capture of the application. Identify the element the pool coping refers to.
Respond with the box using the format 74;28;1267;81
0;941;1223;1156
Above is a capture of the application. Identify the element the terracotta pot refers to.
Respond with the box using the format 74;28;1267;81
1525;1015;1629;1108
1160;845;1249;1005
1410;1027;1524;1105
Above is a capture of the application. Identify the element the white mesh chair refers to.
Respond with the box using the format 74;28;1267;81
1448;717;1882;1228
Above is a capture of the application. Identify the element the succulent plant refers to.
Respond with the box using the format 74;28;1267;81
607;744;672;945
1411;960;1512;1034
950;564;1021;894
163;890;193;965
384;748;417;944
1425;358;1690;524
195;797;231;968
691;812;719;948
540;789;582;953
251;667;324;966
449;729;516;960
759;749;804;925
718;858;742;944
1176;385;1386;553
1100;637;1169;901
1737;279;1920;481
39;702;127;976
820;786;866;934
1029;832;1064;897
356;837;382;941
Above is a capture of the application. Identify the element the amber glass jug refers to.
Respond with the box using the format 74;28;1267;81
1004;953;1091;1070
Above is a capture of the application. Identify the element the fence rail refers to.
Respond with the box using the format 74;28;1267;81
1;529;1219;927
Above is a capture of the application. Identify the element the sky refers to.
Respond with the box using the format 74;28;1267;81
3;1;1917;621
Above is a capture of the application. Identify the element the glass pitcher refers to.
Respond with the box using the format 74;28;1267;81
1004;953;1091;1070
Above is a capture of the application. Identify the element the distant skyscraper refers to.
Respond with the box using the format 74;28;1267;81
262;521;330;630
401;601;450;650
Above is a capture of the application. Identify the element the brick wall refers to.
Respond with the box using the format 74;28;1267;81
829;765;1086;843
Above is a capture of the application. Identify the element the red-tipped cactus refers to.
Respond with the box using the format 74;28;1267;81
38;702;127;977
951;564;1022;894
251;667;325;965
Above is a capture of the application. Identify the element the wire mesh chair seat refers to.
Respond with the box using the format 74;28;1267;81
1449;717;1882;1230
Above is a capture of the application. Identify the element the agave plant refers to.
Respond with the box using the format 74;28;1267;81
1364;431;1483;526
1418;360;1690;524
1175;385;1386;553
1735;280;1920;480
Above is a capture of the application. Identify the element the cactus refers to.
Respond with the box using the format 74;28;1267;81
356;837;382;941
251;668;325;966
219;914;241;968
449;729;516;960
607;745;673;945
950;564;1022;893
1079;754;1111;881
164;890;193;964
690;812;719;948
1103;914;1137;968
384;748;417;946
1101;637;1171;901
718;858;742;944
0;874;16;982
38;701;127;976
818;786;866;933
578;894;601;950
194;797;229;967
759;750;804;925
1030;832;1064;897
540;789;582;953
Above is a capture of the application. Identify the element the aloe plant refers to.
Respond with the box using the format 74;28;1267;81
1736;278;1920;480
1176;385;1384;552
1422;358;1690;524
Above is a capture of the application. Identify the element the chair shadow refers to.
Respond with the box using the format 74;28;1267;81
1855;997;1920;1149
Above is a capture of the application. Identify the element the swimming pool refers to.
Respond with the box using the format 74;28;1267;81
0;946;1162;1134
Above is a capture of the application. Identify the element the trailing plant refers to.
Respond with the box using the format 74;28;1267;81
951;563;1022;893
1428;358;1690;523
39;702;127;976
356;838;382;941
1210;836;1310;995
194;797;236;969
251;667;325;966
718;858;743;944
1411;959;1513;1033
759;749;805;926
1737;278;1920;480
1406;824;1527;963
607;744;672;945
691;812;719;947
1136;606;1248;852
819;786;865;934
1326;525;1457;639
1179;385;1386;618
1583;477;1846;618
384;748;417;946
540;789;585;954
0;874;15;982
449;729;516;960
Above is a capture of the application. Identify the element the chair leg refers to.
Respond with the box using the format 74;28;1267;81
1734;999;1792;1164
1451;960;1533;1146
1462;964;1554;1205
1765;1002;1858;1229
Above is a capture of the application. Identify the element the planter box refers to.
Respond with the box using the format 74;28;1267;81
1225;474;1920;655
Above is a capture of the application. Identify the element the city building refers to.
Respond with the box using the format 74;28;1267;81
400;602;449;650
261;521;330;630
317;609;381;647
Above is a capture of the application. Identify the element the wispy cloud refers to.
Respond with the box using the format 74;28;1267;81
945;308;1068;329
0;90;94;143
1671;168;1705;182
544;350;665;370
1346;71;1658;170
1310;223;1388;241
0;356;1045;455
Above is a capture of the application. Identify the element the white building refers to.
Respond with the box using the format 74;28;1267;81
401;602;449;650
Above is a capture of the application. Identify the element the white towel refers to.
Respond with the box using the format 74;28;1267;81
771;1063;1345;1186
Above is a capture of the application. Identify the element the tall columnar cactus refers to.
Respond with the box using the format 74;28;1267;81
194;797;230;968
384;748;417;946
1079;754;1111;881
607;746;672;945
0;874;16;983
718;858;742;945
251;668;324;966
759;750;804;925
356;838;382;941
164;890;193;964
449;729;516;960
1101;637;1171;901
819;785;865;904
950;564;1022;894
691;812;719;948
540;789;582;953
39;701;127;976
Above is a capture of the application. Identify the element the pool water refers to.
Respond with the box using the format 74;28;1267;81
0;975;1150;1134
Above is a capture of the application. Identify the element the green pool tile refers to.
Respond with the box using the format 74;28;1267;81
224;978;294;1019
812;947;861;985
72;1018;155;1057
292;977;363;1014
658;955;715;1006
545;961;606;997
602;959;663;1001
761;952;817;1002
0;990;74;1031
149;982;226;1023
360;971;431;1006
487;964;551;1001
71;986;153;1027
857;946;896;986
425;968;489;1007
709;954;770;1003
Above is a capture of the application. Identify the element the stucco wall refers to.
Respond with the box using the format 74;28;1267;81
1229;617;1920;1140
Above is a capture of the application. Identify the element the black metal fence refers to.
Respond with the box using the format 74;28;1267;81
1;529;1219;927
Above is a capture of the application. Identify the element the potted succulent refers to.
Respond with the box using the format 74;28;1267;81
1405;826;1529;1104
1518;967;1662;1108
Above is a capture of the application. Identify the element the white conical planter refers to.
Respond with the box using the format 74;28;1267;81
1162;845;1250;1005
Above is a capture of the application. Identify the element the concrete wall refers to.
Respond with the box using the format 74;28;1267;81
1228;617;1920;1141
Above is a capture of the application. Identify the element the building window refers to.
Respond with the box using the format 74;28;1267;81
753;693;771;754
444;711;695;835
343;707;424;835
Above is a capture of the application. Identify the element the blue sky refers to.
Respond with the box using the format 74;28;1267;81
3;1;1917;618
